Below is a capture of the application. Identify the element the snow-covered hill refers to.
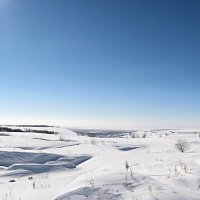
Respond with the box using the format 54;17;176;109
0;126;200;200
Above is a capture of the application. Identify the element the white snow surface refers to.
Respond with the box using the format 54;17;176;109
0;126;200;200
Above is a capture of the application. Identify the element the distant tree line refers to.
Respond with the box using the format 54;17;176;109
0;127;23;132
5;125;54;127
0;127;56;134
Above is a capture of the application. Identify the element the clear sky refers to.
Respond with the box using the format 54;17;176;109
1;0;200;129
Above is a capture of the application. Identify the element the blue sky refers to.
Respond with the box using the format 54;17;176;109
1;0;200;128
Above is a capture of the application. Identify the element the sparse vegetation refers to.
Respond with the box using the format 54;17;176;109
125;160;129;171
90;138;96;145
142;133;147;138
175;140;190;153
59;136;65;141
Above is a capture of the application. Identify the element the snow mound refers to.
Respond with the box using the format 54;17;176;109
0;151;92;176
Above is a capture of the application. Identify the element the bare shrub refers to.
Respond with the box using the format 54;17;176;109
130;166;134;177
129;132;136;138
125;160;129;171
175;140;190;153
59;136;65;141
90;138;96;145
142;133;147;138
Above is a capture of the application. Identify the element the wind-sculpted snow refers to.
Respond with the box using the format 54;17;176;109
0;133;10;136
55;186;121;200
0;151;91;176
0;151;63;167
118;146;139;151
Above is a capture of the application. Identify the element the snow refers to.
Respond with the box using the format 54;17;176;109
0;126;200;199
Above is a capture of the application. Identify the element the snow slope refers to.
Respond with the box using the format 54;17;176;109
0;126;200;200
